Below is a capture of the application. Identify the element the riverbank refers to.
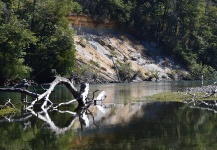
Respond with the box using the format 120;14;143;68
145;83;217;102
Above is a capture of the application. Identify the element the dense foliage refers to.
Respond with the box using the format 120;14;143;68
1;0;217;84
76;0;217;79
0;0;78;85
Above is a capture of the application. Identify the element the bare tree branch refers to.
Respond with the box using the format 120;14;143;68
26;76;80;109
1;99;16;109
0;88;39;98
53;99;77;109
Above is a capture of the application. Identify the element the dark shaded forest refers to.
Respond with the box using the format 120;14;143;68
1;0;217;85
77;0;217;80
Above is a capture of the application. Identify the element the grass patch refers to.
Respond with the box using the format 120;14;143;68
0;106;16;115
144;92;189;102
143;92;217;102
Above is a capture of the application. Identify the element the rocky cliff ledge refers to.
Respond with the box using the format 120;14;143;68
68;15;119;28
69;16;189;83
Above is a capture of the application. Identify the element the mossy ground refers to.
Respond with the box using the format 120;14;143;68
143;92;217;102
0;102;22;115
0;106;16;115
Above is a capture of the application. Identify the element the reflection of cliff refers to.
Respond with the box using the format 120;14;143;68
73;102;146;129
88;82;175;104
72;102;217;150
75;99;217;131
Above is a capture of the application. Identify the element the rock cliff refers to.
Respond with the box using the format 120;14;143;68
70;15;188;83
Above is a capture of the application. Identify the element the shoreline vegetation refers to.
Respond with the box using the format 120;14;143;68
144;91;217;102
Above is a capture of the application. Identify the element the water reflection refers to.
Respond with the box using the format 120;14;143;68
78;81;208;104
0;102;105;135
184;99;217;113
0;100;217;149
0;81;206;104
1;81;217;149
73;101;217;149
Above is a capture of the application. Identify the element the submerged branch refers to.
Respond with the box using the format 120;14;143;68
1;99;16;109
53;99;77;109
0;88;39;98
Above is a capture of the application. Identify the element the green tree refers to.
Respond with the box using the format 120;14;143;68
0;14;37;85
76;0;133;23
129;0;217;78
0;0;80;84
18;0;77;82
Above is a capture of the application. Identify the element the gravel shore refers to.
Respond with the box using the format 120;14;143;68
185;84;217;94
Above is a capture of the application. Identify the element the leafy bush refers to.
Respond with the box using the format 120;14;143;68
116;60;133;81
0;0;79;84
189;63;216;80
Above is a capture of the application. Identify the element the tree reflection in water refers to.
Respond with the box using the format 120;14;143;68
0;102;105;135
1;76;217;149
0;76;107;135
1;99;217;149
184;99;217;113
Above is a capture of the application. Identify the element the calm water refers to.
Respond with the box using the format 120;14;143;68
0;81;217;150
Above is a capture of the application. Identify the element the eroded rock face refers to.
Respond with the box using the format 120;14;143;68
68;15;119;28
72;25;188;83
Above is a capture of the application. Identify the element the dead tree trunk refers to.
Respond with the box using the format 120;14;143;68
0;76;107;109
0;76;107;133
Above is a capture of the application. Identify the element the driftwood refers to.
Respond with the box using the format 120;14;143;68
0;76;107;134
1;99;15;109
0;103;105;134
0;76;107;110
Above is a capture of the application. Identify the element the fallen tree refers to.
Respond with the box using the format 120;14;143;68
0;76;107;110
0;76;107;134
0;100;105;134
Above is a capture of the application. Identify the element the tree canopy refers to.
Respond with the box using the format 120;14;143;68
76;0;217;79
1;0;217;85
0;0;79;85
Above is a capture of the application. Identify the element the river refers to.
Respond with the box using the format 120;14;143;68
0;81;217;149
